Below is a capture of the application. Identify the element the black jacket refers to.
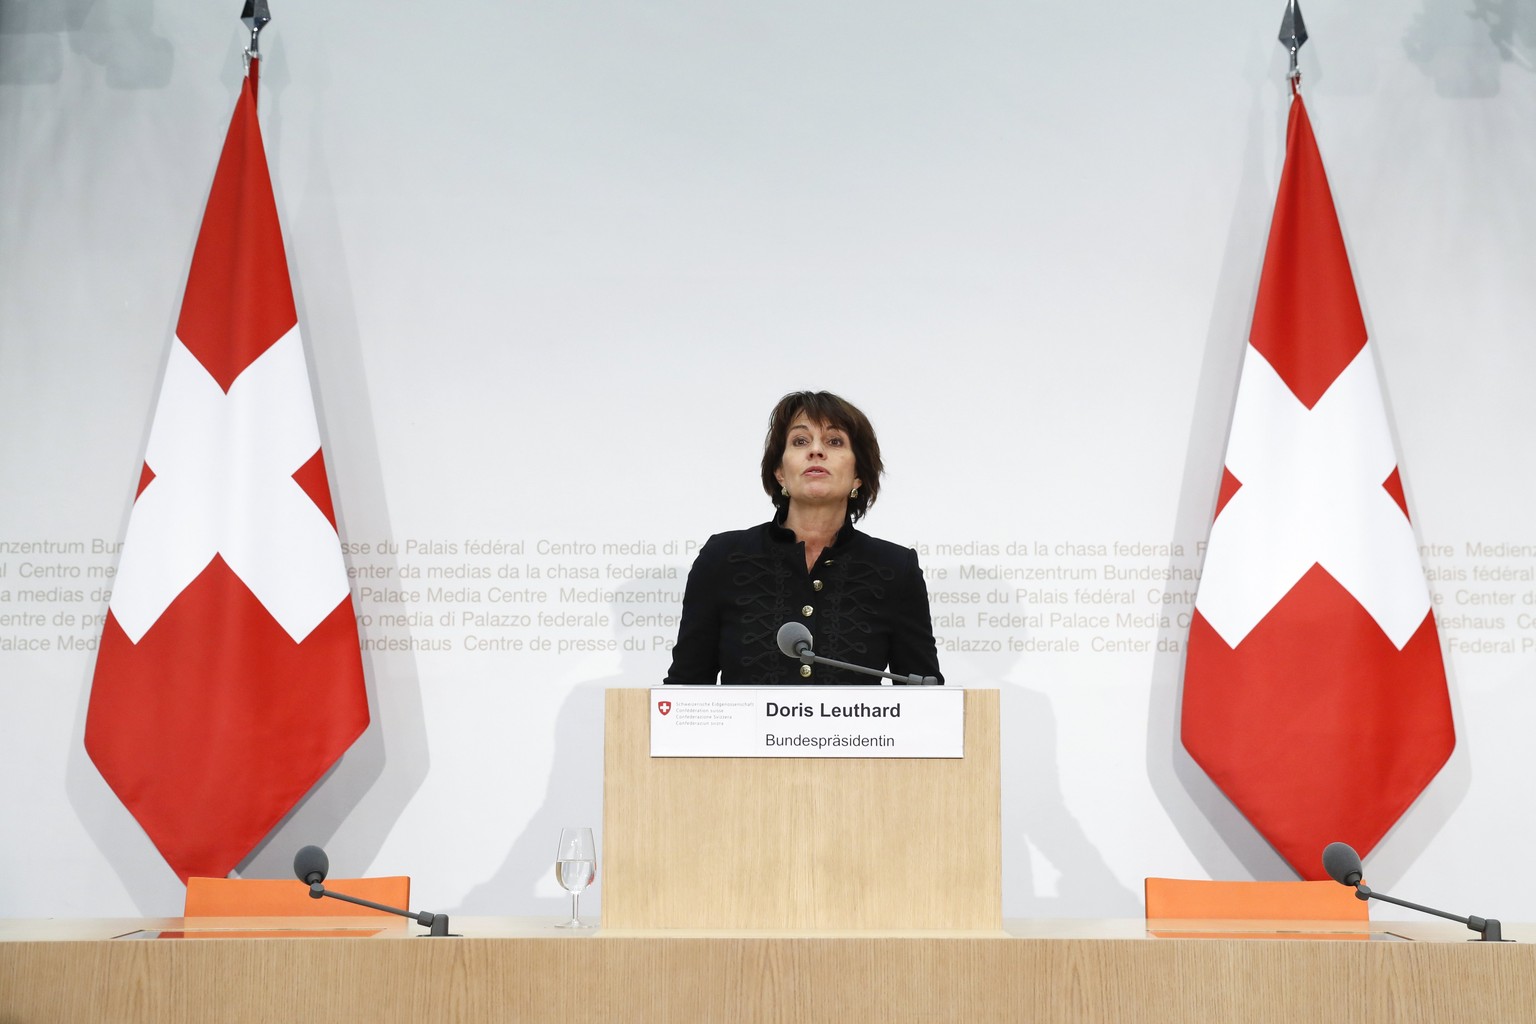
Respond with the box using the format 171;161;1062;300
664;520;944;685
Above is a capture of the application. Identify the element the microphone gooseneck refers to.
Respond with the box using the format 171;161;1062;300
289;844;455;937
1320;841;1509;942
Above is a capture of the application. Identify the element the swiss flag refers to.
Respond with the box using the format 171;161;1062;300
84;64;369;882
1181;89;1454;878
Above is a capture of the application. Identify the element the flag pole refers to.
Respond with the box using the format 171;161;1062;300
1278;0;1308;92
241;0;271;99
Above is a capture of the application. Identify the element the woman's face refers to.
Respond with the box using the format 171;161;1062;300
774;413;861;509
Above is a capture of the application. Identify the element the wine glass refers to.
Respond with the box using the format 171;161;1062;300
554;827;597;928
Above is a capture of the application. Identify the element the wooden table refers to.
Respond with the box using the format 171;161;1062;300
3;917;1532;1022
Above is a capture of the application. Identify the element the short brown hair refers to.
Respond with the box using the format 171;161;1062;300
759;391;884;522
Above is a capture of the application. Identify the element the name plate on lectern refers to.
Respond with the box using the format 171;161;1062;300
649;686;964;758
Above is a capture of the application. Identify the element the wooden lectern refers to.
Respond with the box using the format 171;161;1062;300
602;687;1001;930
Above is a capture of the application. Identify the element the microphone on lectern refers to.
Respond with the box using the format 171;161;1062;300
774;621;939;685
292;845;455;937
1320;841;1509;942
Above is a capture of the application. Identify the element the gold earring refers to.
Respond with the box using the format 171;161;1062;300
849;487;859;499
781;486;789;496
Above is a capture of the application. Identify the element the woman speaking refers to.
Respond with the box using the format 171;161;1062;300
664;391;944;685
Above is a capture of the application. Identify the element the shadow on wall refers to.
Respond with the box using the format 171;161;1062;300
1405;0;1536;97
455;679;608;917
936;629;1139;919
1143;75;1294;886
0;0;172;88
994;671;1141;918
455;579;684;917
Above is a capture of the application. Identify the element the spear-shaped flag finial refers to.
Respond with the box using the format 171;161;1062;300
1278;0;1308;83
242;0;272;64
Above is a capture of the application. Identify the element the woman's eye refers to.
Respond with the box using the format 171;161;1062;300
792;436;808;446
828;436;844;446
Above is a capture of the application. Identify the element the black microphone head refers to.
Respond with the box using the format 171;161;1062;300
293;844;330;885
1321;841;1363;887
776;621;812;658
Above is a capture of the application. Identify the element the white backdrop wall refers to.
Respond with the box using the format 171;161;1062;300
2;0;1534;921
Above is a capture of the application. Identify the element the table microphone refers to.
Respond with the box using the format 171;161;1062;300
775;622;939;685
293;845;455;937
1321;841;1509;942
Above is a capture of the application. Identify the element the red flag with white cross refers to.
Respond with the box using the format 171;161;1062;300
85;63;368;882
1181;90;1454;878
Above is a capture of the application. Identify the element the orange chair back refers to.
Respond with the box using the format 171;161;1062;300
1144;878;1367;922
184;876;411;917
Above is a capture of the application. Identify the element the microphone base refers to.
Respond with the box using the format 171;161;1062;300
1475;919;1511;942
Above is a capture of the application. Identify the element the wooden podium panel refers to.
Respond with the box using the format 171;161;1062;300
602;687;1001;930
4;918;1536;1024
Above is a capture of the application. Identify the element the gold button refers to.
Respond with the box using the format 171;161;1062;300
812;580;823;591
801;605;814;617
800;665;813;678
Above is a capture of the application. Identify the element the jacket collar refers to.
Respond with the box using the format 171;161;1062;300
767;514;857;549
